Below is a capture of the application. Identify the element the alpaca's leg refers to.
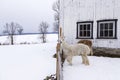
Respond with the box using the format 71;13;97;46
84;54;89;65
66;56;72;65
81;54;85;64
90;47;93;56
82;53;89;65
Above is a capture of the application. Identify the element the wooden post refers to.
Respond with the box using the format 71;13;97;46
56;51;63;80
56;27;63;80
56;53;59;80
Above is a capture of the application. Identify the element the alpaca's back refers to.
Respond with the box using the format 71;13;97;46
61;40;90;56
77;40;93;55
71;43;90;56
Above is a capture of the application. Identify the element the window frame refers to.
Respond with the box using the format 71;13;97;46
97;19;118;39
76;21;93;39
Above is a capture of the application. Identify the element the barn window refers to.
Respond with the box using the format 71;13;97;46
76;21;93;39
97;19;117;39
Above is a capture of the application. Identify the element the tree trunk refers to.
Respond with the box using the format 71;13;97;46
43;33;46;43
10;35;14;45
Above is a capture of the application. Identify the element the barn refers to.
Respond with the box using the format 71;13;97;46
59;0;120;56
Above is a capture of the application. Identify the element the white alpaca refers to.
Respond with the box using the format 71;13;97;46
61;40;90;65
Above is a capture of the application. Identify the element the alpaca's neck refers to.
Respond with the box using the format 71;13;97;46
62;41;71;50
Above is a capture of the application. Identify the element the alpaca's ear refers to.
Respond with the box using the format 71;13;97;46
59;27;65;42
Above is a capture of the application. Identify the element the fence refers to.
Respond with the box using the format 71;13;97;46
56;51;63;80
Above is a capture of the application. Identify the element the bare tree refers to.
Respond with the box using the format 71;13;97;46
3;22;22;45
17;26;23;35
39;21;49;43
52;0;60;32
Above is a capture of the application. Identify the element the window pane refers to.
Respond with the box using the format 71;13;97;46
83;31;86;36
87;31;90;37
105;23;108;29
80;31;82;36
100;31;103;37
109;23;113;29
80;25;83;30
83;25;86;30
79;28;82;31
109;30;113;37
105;30;108;36
100;23;104;30
87;24;90;30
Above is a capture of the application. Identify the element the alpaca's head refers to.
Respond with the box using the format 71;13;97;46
60;38;71;52
60;36;65;44
60;36;67;46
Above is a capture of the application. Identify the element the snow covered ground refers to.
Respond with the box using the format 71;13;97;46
0;34;120;80
0;34;58;44
0;34;57;80
63;56;120;80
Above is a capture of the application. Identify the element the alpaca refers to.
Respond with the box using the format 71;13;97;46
61;40;90;65
77;40;93;56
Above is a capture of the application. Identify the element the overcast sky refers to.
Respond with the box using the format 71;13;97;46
0;0;56;34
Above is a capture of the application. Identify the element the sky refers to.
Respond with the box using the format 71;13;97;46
0;0;56;34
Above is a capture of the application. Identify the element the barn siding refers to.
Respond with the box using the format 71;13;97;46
60;0;120;48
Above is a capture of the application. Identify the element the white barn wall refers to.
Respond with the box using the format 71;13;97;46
92;0;120;48
93;0;120;48
60;0;120;48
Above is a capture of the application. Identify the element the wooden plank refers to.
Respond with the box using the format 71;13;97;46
56;51;63;80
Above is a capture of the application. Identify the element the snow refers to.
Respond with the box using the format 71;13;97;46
0;34;120;80
0;34;57;80
63;56;120;80
0;34;58;44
